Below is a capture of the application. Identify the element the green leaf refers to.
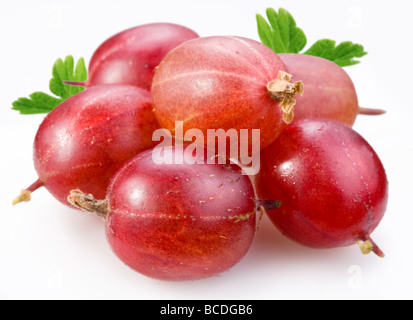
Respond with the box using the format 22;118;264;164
256;7;307;54
12;92;63;114
50;56;87;100
12;55;87;115
303;39;367;67
256;7;367;67
257;14;277;53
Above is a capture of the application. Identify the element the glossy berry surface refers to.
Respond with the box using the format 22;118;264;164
152;36;302;154
86;23;199;90
32;85;159;206
280;54;362;126
104;147;257;281
255;119;388;256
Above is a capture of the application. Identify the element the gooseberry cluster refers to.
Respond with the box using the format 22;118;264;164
13;13;388;281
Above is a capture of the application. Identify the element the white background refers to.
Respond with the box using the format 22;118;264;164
1;0;412;300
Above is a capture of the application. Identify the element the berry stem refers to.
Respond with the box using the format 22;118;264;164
12;179;44;206
62;80;88;87
267;71;304;124
67;190;109;219
255;200;282;211
358;107;386;116
368;236;385;258
357;235;385;258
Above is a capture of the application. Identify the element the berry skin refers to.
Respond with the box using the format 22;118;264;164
279;54;385;126
69;146;258;281
14;85;159;207
151;36;303;155
77;23;199;90
255;119;388;257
